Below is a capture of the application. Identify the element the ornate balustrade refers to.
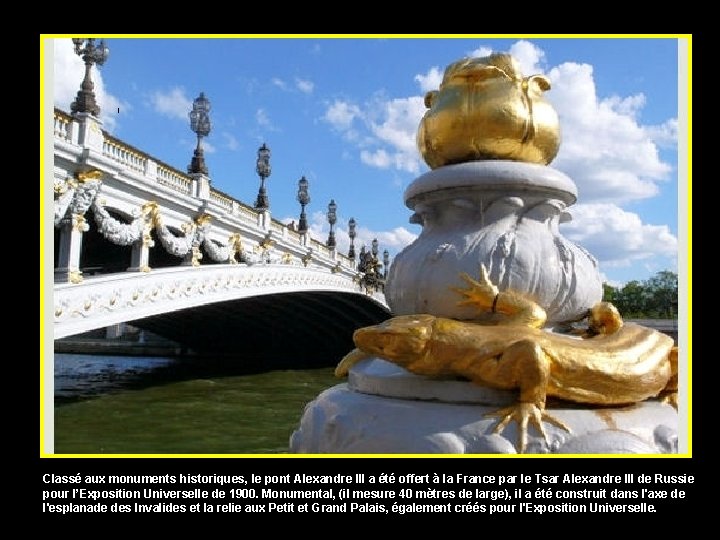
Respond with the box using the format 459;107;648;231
52;108;374;287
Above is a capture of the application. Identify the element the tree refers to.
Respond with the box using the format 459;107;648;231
645;270;678;318
601;271;678;319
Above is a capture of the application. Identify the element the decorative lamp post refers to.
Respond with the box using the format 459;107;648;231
383;249;390;279
371;238;380;278
188;92;211;175
297;176;310;234
70;38;109;116
348;218;357;260
255;143;271;210
358;245;367;272
327;199;337;249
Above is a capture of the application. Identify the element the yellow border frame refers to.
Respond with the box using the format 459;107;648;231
40;34;692;459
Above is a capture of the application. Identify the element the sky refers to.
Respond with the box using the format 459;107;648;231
48;36;686;286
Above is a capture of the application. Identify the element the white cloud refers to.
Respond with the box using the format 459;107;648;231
52;38;129;132
150;87;192;121
360;149;391;168
463;41;676;203
272;76;314;94
645;118;678;149
547;61;673;203
323;100;361;130
366;96;427;173
295;78;315;94
469;40;545;75
222;132;239;151
507;40;545;75
561;203;677;267
322;42;676;201
469;46;493;58
271;77;288;90
414;66;443;93
605;93;646;118
320;39;678;275
323;96;426;174
256;108;280;131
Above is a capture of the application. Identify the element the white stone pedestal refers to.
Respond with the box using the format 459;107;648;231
386;161;603;324
290;359;678;454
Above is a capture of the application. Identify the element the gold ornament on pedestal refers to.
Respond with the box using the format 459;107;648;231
417;53;561;168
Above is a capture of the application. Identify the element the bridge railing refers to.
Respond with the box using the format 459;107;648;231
156;164;193;195
53;108;368;280
54;109;73;142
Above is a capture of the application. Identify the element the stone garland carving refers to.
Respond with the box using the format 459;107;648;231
71;180;103;216
54;185;76;226
154;220;195;257
202;238;231;263
91;199;144;246
52;174;339;272
54;174;103;227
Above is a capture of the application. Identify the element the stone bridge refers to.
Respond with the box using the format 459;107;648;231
52;108;390;358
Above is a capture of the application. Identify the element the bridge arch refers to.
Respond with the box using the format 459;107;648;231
54;265;390;362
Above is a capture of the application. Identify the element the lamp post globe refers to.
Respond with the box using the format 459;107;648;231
297;176;310;234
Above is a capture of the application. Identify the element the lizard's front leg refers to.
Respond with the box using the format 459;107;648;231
481;340;571;453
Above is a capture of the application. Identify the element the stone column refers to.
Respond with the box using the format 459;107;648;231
73;112;104;153
192;174;211;201
258;210;271;231
127;235;151;272
55;213;88;283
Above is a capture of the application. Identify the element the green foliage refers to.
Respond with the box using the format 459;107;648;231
602;271;678;319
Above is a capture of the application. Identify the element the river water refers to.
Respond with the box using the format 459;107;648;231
53;353;339;455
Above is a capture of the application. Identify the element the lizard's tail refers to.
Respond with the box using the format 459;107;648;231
335;348;372;378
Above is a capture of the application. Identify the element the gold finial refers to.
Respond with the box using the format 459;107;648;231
417;53;560;168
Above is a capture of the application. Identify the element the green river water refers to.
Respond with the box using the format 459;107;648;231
53;354;339;455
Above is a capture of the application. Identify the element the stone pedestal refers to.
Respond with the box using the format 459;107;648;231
290;161;675;455
386;161;603;324
290;359;678;454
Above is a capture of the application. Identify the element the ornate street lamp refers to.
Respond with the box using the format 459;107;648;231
348;218;357;260
326;200;337;249
371;238;379;259
383;249;390;279
297;176;310;234
255;143;271;210
188;92;211;175
358;245;367;272
70;38;109;116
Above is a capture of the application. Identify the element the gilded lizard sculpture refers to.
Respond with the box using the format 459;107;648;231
335;265;678;453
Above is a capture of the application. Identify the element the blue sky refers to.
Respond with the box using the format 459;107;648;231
49;36;686;285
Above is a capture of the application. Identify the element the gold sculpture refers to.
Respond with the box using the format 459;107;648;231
336;266;677;453
417;53;560;168
75;168;104;182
